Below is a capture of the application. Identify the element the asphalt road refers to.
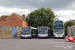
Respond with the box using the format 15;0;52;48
0;39;75;50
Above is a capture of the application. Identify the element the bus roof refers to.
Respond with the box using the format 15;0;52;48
38;26;50;29
54;20;63;22
30;27;37;29
21;26;37;29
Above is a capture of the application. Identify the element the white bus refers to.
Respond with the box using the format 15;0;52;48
53;20;65;38
21;26;38;38
38;26;51;38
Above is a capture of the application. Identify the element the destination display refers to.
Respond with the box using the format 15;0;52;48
54;25;63;29
54;21;63;25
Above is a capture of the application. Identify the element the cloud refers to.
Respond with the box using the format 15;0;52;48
0;0;75;22
0;6;75;22
0;0;75;10
0;6;35;16
55;10;75;22
65;2;75;10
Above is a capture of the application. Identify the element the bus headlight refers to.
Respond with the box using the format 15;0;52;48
62;34;65;37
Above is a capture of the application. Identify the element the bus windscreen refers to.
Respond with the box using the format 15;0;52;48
38;27;47;34
54;29;64;34
21;27;31;34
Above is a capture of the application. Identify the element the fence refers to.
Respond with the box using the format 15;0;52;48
0;26;22;39
16;26;21;38
0;26;14;39
67;26;75;37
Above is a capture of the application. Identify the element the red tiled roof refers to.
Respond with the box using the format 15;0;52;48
14;13;23;19
12;13;26;21
0;15;9;21
0;13;26;21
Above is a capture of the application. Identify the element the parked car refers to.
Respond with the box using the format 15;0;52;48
65;36;75;42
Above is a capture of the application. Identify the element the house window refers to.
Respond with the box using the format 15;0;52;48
14;19;15;20
11;18;15;20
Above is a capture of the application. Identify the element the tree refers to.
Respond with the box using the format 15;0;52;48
64;21;75;36
26;7;56;29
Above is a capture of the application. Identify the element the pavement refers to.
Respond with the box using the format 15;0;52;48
0;38;75;50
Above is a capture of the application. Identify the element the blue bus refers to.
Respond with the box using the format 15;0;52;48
38;26;51;38
53;20;65;38
21;27;38;38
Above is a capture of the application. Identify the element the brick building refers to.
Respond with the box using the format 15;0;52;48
0;13;28;27
69;20;75;22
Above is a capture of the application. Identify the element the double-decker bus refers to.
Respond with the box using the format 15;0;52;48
53;20;65;38
38;26;51;38
21;27;37;38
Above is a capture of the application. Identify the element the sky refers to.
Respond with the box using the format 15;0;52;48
0;0;75;22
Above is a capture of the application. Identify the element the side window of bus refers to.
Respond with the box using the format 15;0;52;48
34;29;37;34
32;29;35;34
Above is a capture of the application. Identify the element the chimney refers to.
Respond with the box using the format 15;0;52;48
22;14;25;20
